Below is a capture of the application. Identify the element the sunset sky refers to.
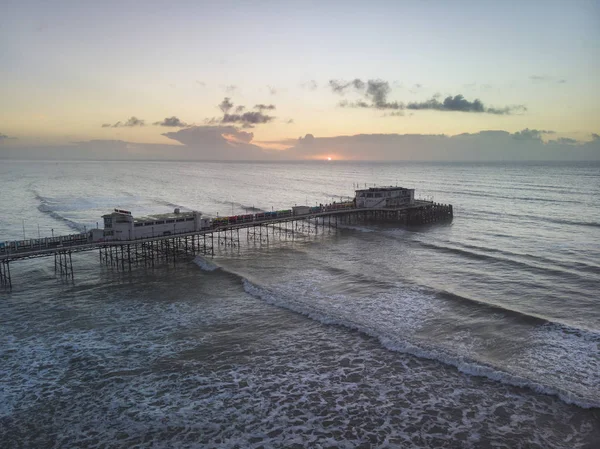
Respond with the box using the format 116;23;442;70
1;0;599;160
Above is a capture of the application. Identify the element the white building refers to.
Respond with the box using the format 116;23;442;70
101;208;210;241
355;186;415;208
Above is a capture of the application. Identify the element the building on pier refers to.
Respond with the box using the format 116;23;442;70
354;186;415;208
100;208;209;241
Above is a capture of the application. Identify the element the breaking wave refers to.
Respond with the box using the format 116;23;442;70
188;258;599;410
240;277;599;410
33;192;86;233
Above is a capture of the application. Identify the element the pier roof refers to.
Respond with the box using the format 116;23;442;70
354;186;412;193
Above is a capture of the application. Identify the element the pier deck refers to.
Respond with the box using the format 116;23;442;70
0;200;452;290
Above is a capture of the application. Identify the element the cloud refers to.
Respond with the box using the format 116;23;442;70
222;111;274;126
4;130;599;162
0;133;16;142
383;111;405;117
153;116;188;127
549;137;578;145
210;98;276;127
219;97;234;114
196;80;206;86
286;119;294;124
101;116;145;128
332;78;402;110
530;75;567;84
300;80;318;90
365;80;403;109
278;130;600;161
267;86;277;95
225;85;237;93
254;104;276;111
161;126;254;148
512;128;555;140
160;125;270;160
407;94;525;115
329;78;365;94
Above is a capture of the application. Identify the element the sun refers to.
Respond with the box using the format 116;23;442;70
327;157;332;161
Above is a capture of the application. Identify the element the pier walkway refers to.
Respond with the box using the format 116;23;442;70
0;201;452;290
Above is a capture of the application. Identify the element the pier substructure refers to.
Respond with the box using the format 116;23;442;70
54;250;74;280
338;203;452;226
0;260;11;290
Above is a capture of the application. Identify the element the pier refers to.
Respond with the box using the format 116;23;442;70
0;189;453;290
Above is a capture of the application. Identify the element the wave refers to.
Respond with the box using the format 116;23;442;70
193;255;220;272
459;208;600;229
240;278;599;410
414;240;599;280
428;187;584;205
188;257;599;409
34;192;86;233
209;198;265;214
151;198;191;211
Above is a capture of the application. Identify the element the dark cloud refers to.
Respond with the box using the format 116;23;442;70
329;79;365;94
219;97;234;114
254;104;276;111
210;98;276;127
512;128;555;140
592;133;600;141
407;94;525;115
153;116;188;127
222;111;274;126
300;80;318;90
101;116;145;128
365;80;403;109
331;77;524;114
333;79;402;110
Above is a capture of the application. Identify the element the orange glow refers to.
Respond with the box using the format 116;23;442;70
308;154;343;161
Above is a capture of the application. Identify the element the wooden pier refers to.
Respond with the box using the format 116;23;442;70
0;201;452;290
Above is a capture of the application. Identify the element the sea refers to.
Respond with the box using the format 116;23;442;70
0;160;599;449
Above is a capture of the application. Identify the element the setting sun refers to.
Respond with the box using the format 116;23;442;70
327;157;332;161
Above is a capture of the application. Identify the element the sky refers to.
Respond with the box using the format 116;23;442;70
1;0;599;161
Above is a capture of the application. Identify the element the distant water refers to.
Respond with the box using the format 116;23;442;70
1;160;599;448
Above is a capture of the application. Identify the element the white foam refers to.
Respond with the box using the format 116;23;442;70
241;277;600;410
193;255;221;272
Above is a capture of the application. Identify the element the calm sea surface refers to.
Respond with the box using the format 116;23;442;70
1;160;599;448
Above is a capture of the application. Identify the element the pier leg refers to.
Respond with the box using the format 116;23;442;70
69;251;74;279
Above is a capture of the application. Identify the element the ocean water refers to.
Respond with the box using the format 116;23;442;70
0;160;599;448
